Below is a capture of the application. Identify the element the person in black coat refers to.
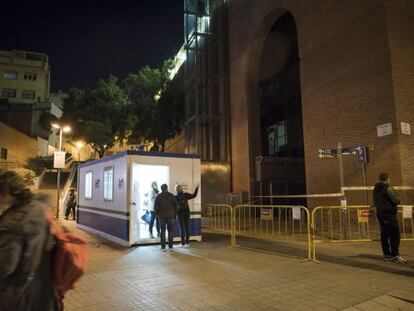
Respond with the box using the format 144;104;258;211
65;188;77;220
0;170;58;311
175;184;199;247
372;172;404;262
154;184;178;251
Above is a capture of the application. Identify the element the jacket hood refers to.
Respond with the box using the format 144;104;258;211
0;194;49;232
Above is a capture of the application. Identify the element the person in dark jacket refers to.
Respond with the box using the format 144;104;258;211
175;184;199;247
154;184;178;251
373;172;404;262
65;188;77;220
0;170;58;311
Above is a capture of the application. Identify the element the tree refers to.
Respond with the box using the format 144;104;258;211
123;59;184;151
62;76;133;158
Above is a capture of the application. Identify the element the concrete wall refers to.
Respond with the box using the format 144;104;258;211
0;121;37;168
227;0;412;204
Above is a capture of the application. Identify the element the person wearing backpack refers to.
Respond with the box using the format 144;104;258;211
0;170;58;311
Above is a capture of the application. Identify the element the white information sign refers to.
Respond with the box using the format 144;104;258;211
377;123;392;137
400;122;411;135
403;206;413;219
53;151;66;168
292;207;301;220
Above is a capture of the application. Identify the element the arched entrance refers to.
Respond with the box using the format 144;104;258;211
255;12;306;205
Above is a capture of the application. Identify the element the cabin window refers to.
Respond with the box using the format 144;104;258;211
85;171;93;199
103;166;113;201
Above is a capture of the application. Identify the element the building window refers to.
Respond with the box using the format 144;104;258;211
103;167;113;201
21;90;36;99
0;148;7;160
267;121;288;155
3;71;17;79
85;171;93;199
23;72;37;81
2;88;17;98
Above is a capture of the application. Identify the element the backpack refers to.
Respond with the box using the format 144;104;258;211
46;213;88;307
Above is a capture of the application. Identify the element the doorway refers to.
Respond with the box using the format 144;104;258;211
131;163;169;243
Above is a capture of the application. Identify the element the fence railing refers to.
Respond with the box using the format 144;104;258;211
203;203;413;262
311;205;414;261
203;204;311;259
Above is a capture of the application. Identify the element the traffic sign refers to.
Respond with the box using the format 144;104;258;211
356;146;367;164
54;151;66;168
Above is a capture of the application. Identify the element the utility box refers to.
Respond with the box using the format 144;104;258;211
77;150;201;246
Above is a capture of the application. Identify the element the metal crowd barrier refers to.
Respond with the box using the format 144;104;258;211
233;205;311;259
203;204;235;245
311;205;414;261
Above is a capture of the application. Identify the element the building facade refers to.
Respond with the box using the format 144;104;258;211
0;50;51;104
167;0;414;206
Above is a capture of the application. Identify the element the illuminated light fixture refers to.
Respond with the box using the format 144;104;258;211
76;141;84;149
52;123;71;133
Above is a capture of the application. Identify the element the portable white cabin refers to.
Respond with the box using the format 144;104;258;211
77;151;201;246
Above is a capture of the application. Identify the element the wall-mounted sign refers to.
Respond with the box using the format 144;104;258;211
118;178;125;189
53;151;66;168
377;123;392;137
400;122;411;135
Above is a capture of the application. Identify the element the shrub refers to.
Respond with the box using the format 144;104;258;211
26;156;54;175
9;168;36;186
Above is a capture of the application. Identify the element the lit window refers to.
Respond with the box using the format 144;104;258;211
85;171;93;199
104;167;113;201
2;88;17;98
21;90;36;99
23;72;37;81
3;71;17;79
267;121;288;155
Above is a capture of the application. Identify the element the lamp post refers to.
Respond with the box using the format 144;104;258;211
52;123;71;218
76;141;84;162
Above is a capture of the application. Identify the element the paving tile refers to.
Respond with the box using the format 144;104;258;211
60;220;414;311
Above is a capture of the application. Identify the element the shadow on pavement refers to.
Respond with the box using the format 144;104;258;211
203;231;414;277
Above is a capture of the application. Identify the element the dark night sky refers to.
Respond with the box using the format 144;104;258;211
0;0;183;92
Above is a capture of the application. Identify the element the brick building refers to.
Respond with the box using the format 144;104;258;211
166;0;414;205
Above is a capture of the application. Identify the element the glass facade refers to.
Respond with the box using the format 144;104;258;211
183;0;229;162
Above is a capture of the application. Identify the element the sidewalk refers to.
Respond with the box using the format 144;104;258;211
62;220;414;311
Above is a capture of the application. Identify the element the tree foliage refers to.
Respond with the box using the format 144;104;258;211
61;59;184;157
123;59;184;151
62;76;132;158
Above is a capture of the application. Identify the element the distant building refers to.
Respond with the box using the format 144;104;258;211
0;50;64;162
0;49;51;104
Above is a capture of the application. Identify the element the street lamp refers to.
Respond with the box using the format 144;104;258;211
76;141;84;161
52;123;71;218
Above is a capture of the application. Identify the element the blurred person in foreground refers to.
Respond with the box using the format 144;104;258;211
373;172;405;263
0;170;58;311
